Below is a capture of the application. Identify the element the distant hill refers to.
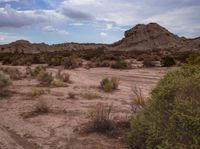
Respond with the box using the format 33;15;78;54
0;23;199;54
110;23;200;52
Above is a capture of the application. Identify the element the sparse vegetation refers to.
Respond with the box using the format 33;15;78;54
100;77;118;92
111;59;130;69
68;92;76;99
82;90;100;100
186;52;200;66
86;104;115;133
34;99;49;114
161;55;176;67
143;57;155;67
56;69;70;83
127;65;200;149
130;87;146;113
63;56;77;69
50;80;67;87
22;99;50;118
0;67;24;80
28;88;50;97
37;70;53;86
0;71;11;97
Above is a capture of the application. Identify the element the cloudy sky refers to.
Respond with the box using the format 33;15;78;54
0;0;200;44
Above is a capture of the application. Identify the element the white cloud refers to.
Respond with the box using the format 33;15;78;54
70;23;84;26
106;23;113;30
0;32;25;43
63;0;100;6
43;26;69;35
0;4;66;28
144;6;200;37
100;32;107;37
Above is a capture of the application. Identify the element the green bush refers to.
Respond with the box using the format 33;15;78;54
186;52;200;66
100;77;118;92
161;55;176;67
127;65;200;149
63;57;77;69
111;60;130;69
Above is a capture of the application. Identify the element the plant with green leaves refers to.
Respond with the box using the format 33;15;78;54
127;65;200;149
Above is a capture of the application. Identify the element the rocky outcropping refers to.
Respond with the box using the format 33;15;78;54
110;23;200;52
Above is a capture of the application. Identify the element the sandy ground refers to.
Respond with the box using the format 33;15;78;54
0;66;170;149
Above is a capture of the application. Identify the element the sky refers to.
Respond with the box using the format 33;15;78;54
0;0;200;44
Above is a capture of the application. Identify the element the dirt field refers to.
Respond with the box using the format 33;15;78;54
0;66;170;149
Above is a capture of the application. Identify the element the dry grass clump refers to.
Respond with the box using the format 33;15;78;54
28;88;50;97
86;104;115;133
34;99;49;114
0;71;11;97
22;98;50;118
63;56;79;69
36;69;70;87
68;92;76;99
50;80;67;87
0;67;24;80
37;70;53;86
100;77;118;92
82;90;100;100
26;65;47;77
130;87;146;113
111;59;130;69
56;69;71;83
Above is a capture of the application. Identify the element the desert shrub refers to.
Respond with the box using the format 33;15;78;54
63;57;77;69
9;68;23;80
68;92;76;99
161;55;176;67
21;98;50;118
111;59;130;69
34;99;49;114
186;52;200;66
56;70;70;83
37;70;53;86
130;87;146;113
34;66;46;76
0;71;11;97
50;80;67;87
100;77;118;92
87;104;115;133
127;65;200;149
26;65;47;78
48;57;60;66
28;88;50;97
25;66;34;77
0;67;24;80
82;90;99;100
143;57;155;67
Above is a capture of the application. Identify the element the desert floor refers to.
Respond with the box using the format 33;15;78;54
0;66;170;149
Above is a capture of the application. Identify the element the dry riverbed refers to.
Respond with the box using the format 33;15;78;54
0;66;170;149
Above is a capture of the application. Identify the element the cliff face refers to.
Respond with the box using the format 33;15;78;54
0;23;200;54
110;23;200;52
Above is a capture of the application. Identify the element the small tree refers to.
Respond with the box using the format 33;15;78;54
161;56;176;67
